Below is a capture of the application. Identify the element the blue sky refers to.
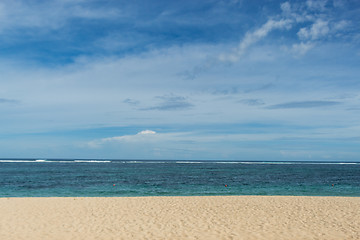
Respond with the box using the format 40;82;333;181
1;0;359;160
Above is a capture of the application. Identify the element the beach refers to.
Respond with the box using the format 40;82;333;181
0;196;359;239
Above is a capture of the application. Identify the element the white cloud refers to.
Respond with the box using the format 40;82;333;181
81;124;360;160
88;130;158;148
0;40;358;136
311;20;330;39
220;8;298;63
332;20;349;31
306;0;328;11
0;0;121;32
298;19;329;40
138;130;156;135
0;1;359;160
87;125;360;149
220;0;349;62
279;0;352;58
281;1;314;23
332;0;345;8
291;42;315;55
297;28;310;40
219;18;292;62
280;2;291;15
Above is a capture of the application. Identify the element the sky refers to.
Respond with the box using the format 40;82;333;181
0;0;359;161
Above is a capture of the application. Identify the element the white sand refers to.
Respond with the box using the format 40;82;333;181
0;196;359;239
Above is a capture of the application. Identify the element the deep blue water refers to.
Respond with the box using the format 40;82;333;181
0;159;359;197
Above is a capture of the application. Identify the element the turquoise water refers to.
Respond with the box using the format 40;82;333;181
0;159;359;197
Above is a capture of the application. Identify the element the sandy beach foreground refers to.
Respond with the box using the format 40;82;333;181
0;196;359;240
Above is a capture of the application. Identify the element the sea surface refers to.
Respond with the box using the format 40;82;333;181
0;159;359;197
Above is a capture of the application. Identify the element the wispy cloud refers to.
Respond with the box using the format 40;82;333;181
83;125;360;160
183;0;354;78
88;130;157;148
123;98;140;106
305;0;328;11
141;94;193;111
244;83;274;93
291;42;315;55
181;6;295;80
0;0;121;31
346;107;360;111
239;99;265;106
266;101;341;109
211;86;240;95
0;98;18;104
220;18;293;62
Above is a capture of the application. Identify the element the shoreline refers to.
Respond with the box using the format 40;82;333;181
1;194;360;198
1;196;359;239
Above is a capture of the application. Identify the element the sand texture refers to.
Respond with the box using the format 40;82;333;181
0;196;359;239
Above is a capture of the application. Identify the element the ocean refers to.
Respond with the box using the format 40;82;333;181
0;159;359;197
